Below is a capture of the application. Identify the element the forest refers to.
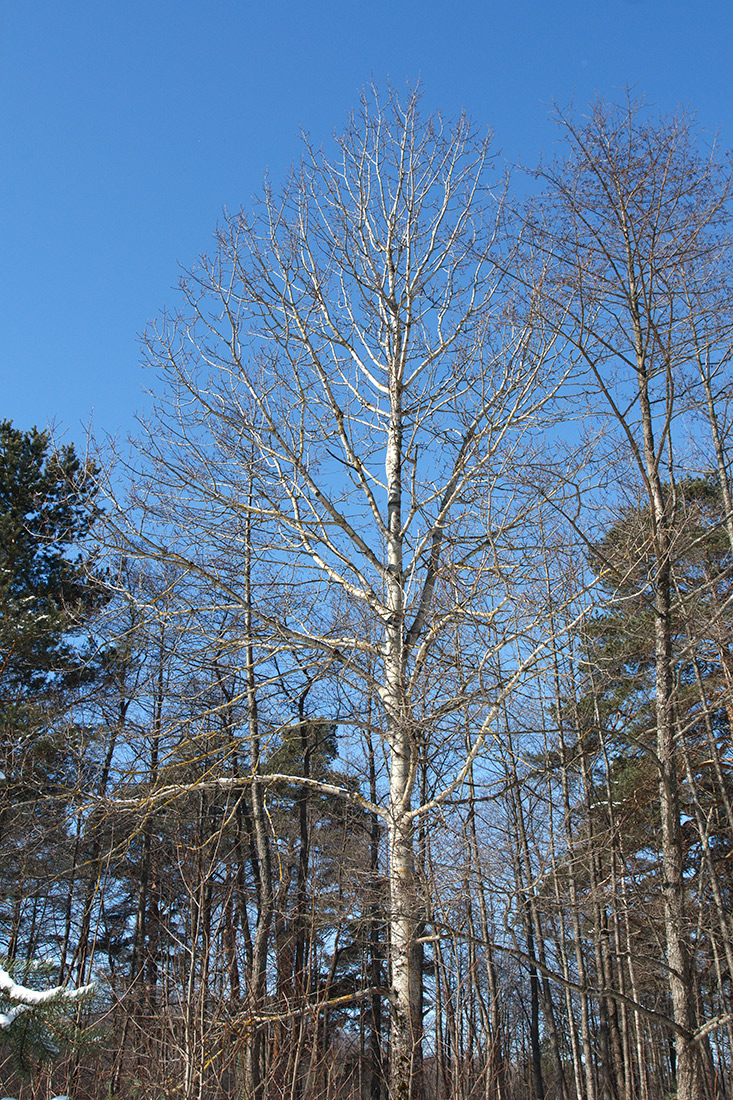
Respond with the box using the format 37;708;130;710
1;88;733;1100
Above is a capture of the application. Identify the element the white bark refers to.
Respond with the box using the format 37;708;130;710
111;85;561;1100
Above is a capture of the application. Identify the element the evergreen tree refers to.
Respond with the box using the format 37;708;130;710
0;421;107;962
584;477;733;752
0;419;106;747
0;421;104;703
574;478;733;1025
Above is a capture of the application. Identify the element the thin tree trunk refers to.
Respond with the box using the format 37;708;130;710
243;501;273;1100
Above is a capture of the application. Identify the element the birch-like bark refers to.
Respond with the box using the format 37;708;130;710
112;85;563;1100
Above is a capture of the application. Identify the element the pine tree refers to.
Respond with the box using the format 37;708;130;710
575;478;733;1038
0;421;104;695
0;420;106;775
0;421;108;967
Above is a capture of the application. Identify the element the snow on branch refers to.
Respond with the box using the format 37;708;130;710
0;965;95;1031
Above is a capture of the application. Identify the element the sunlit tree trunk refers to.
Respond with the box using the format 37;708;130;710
532;97;733;1099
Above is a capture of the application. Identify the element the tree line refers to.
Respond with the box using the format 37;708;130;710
2;88;733;1100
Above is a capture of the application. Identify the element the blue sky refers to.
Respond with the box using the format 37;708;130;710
2;0;732;449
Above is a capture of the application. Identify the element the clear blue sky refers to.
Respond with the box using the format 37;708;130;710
2;0;731;448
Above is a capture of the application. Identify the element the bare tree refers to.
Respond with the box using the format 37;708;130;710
530;93;733;1100
110;84;562;1100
